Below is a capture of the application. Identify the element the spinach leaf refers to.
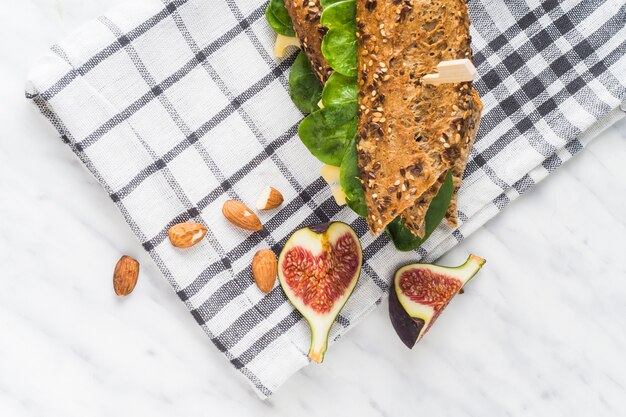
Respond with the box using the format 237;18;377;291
386;172;454;251
340;137;367;217
320;0;344;7
322;72;358;106
298;103;357;166
320;0;357;76
320;0;356;29
266;0;295;37
290;51;324;114
322;30;357;76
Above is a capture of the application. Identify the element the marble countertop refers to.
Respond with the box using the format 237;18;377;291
2;1;626;416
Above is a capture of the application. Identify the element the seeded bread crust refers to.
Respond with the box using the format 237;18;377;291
443;88;481;228
400;172;446;238
357;0;482;236
401;87;482;235
400;0;483;234
284;0;334;83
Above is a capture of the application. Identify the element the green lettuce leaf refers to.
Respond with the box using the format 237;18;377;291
320;0;357;76
322;72;358;106
320;0;356;28
298;103;357;166
386;172;455;251
265;0;295;36
320;0;345;7
340;137;367;217
290;51;324;113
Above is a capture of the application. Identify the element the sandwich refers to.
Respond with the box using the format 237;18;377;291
266;0;482;250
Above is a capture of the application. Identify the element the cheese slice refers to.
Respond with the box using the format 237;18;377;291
273;34;300;58
320;165;346;206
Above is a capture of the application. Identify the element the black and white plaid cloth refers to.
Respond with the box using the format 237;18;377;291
26;0;626;397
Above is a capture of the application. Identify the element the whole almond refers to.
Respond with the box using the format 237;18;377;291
222;200;263;231
252;249;278;293
256;186;284;210
113;255;140;296
168;222;207;248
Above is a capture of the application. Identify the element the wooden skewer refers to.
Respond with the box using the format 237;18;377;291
422;59;477;85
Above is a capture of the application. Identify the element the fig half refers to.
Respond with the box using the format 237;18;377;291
278;222;362;363
389;254;485;349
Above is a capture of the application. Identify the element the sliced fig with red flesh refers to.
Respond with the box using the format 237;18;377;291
278;222;362;363
389;255;485;349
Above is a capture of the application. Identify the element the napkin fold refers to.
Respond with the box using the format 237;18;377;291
26;0;626;397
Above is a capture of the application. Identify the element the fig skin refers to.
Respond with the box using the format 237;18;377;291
388;254;486;349
388;285;424;349
308;222;331;234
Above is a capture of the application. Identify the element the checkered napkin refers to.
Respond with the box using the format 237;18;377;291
26;0;626;397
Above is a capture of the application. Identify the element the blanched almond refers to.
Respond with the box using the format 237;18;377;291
256;186;284;210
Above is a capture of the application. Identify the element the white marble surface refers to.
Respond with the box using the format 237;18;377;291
2;1;626;415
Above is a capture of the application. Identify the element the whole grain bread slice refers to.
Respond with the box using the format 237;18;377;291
400;172;447;238
357;0;482;236
401;86;482;236
357;0;478;234
443;88;482;228
284;0;334;83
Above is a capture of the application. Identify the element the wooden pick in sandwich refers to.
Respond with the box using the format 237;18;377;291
421;59;477;85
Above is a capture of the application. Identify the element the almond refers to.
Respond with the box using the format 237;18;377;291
113;255;139;296
168;222;207;248
252;249;278;293
256;186;284;210
222;200;263;231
